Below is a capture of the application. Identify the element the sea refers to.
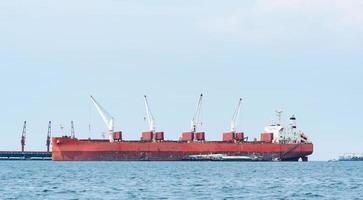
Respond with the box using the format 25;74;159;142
0;161;362;200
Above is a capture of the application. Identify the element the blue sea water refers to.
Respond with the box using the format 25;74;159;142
0;161;362;200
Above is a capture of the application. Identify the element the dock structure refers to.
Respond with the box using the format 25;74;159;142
0;151;52;160
0;121;55;160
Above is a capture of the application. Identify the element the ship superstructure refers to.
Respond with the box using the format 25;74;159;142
264;112;310;144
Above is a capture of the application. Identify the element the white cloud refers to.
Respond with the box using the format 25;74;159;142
199;0;363;48
256;0;363;31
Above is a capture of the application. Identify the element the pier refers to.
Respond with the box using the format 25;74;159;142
0;121;57;160
0;151;51;160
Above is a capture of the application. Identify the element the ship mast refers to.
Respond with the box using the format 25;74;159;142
276;110;283;125
71;120;75;138
90;96;114;142
191;94;203;132
143;95;156;132
230;98;242;132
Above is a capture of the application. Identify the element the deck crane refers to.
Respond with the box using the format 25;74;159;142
46;121;51;152
20;121;26;152
143;95;156;132
191;94;203;133
90;96;115;142
230;98;243;133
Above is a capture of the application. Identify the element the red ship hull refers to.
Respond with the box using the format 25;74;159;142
52;137;313;161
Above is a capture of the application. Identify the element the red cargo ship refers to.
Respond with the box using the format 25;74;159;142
52;95;313;161
52;137;313;161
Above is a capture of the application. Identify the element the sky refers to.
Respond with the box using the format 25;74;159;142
0;0;362;161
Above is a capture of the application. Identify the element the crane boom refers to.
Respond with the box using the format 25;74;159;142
191;94;203;132
230;98;242;132
90;95;114;142
144;95;155;132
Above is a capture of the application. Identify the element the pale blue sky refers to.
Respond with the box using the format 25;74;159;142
0;1;362;160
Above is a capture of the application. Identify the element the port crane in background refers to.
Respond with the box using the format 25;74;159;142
90;96;115;142
230;98;242;133
143;95;156;133
191;94;203;133
46;121;51;152
20;121;26;152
